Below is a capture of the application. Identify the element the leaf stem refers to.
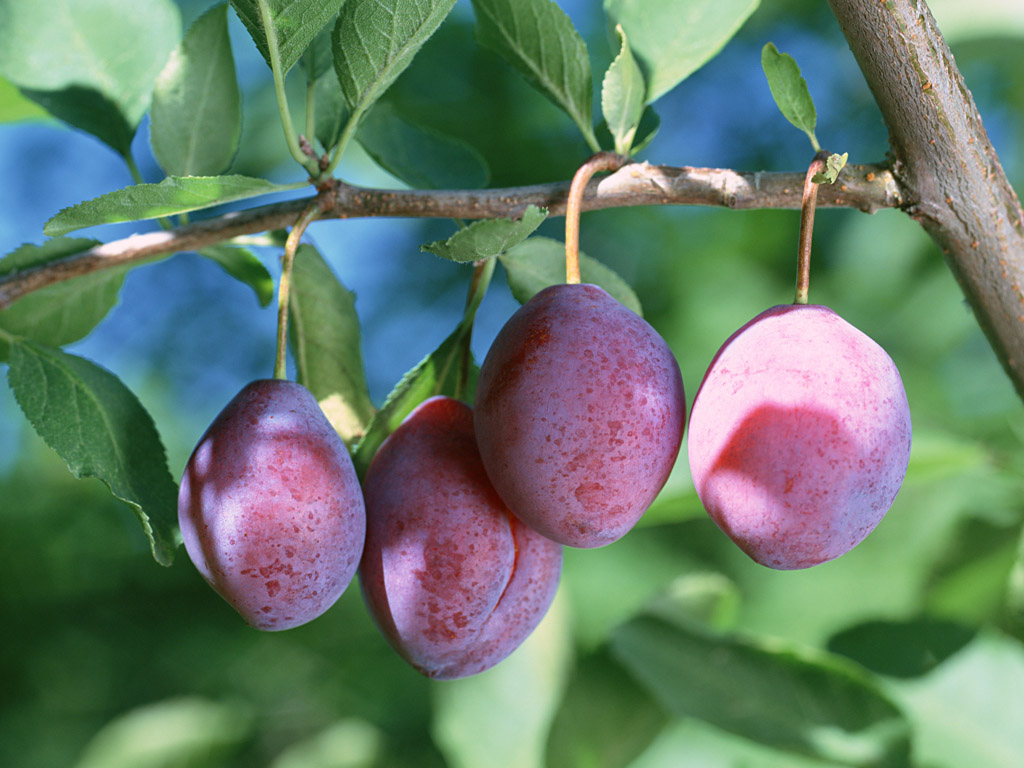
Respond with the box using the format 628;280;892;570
305;79;317;150
565;152;627;283
795;150;830;305
275;203;320;380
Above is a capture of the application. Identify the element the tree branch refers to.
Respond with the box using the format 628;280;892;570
0;161;899;310
828;0;1024;397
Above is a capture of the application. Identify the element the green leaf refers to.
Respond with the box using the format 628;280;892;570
601;25;645;156
0;239;122;360
610;615;911;767
230;0;346;75
44;175;297;237
606;0;759;103
827;617;977;679
288;245;376;447
358;102;489;189
302;21;350;151
546;647;669;768
421;206;547;263
0;75;46;123
198;245;274;307
470;0;597;149
596;105;660;157
498;236;643;315
812;152;850;185
352;320;476;477
7;340;180;566
761;42;820;150
150;4;242;177
301;20;336;81
0;0;181;156
332;0;458;120
268;720;383;768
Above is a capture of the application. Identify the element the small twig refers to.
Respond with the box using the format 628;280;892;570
565;153;628;284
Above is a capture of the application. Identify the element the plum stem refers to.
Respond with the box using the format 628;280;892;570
795;151;830;305
274;203;321;380
565;152;628;284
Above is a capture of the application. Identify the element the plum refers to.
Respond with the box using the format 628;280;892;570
473;283;686;548
360;396;562;680
687;304;912;569
178;379;365;630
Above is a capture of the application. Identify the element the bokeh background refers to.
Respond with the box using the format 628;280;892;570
2;0;1024;766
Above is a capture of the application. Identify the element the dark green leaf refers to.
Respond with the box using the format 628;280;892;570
151;4;242;177
300;19;336;81
352;320;475;477
0;0;181;156
812;152;850;185
421;206;546;263
546;647;669;768
606;0;759;103
44;175;296;237
761;42;819;149
827;618;977;679
303;21;349;150
596;105;660;157
0;239;122;360
332;0;457;120
498;236;642;315
470;0;597;149
358;102;489;189
611;615;911;767
230;0;345;74
601;24;645;156
198;245;274;307
288;245;376;447
7;340;180;565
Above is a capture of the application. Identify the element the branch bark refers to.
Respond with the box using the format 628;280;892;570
828;0;1024;396
0;161;898;310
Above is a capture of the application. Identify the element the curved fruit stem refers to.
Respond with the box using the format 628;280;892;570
565;152;628;284
274;203;321;380
795;150;831;305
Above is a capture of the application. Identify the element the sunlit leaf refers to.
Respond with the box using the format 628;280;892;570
422;206;546;263
231;0;345;74
602;25;645;156
761;42;819;150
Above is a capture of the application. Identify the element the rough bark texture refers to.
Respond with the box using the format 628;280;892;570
829;0;1024;395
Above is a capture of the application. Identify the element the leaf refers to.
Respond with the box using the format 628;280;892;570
268;719;383;768
7;340;180;566
198;245;274;307
498;236;643;315
301;20;336;81
358;102;489;189
610;615;911;767
761;42;819;149
827;617;977;679
230;0;346;75
602;25;645;156
0;238;123;360
0;0;181;156
302;21;350;150
596;105;660;157
470;0;597;148
288;245;376;446
332;0;458;120
0;75;46;123
421;206;546;263
812;152;850;185
352;320;476;477
150;4;242;177
606;0;759;103
44;175;296;237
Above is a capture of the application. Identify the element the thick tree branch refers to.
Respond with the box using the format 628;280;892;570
829;0;1024;397
0;162;898;310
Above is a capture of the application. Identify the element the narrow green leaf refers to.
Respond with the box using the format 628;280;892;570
151;4;242;177
602;25;645;156
611;615;911;767
44;175;297;237
332;0;458;120
606;0;759;103
0;239;122;360
596;105;660;157
827;618;977;679
812;152;850;185
0;75;47;123
499;236;643;315
470;0;597;149
761;42;819;149
198;245;274;307
230;0;345;74
0;0;181;156
352;320;476;477
421;206;546;263
358;102;489;189
7;340;180;566
288;244;376;447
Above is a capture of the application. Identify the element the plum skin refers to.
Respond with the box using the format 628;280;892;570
178;379;366;630
360;396;562;680
687;304;912;570
474;283;686;548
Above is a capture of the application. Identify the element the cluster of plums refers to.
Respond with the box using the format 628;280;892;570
178;283;911;679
